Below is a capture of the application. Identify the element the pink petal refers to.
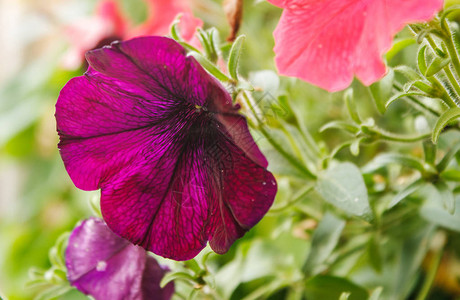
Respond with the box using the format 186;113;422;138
66;218;173;300
61;0;128;70
129;0;203;42
269;0;443;92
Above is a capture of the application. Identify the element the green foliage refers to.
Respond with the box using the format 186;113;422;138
316;163;372;221
228;35;246;80
304;276;368;300
26;232;74;300
7;1;460;300
302;213;345;276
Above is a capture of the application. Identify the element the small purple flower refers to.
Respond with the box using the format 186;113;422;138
66;217;174;300
56;36;277;260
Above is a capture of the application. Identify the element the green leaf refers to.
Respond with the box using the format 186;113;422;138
255;127;312;178
228;35;246;80
369;70;394;114
329;140;353;160
35;284;72;300
89;194;102;217
393;65;422;81
184;259;202;274
187;52;230;83
160;271;196;288
316;162;372;221
302;213;345;276
25;279;48;289
421;186;460;231
54;232;70;268
415;28;435;44
440;5;460;26
275;122;317;176
339;292;351;300
436;141;460;172
423;141;437;165
178;41;202;53
196;28;219;63
28;267;45;280
367;235;383;273
386;92;428;109
434;181;455;214
48;248;64;271
349;138;363;156
440;169;460;181
369;287;383;300
432;107;460;144
425;56;451;77
417;45;428;75
344;88;361;123
392;225;434;299
389;179;425;209
170;16;182;41
405;80;434;94
208;28;221;60
385;38;416;62
304;276;368;300
240;278;287;300
196;28;213;59
362;153;425;173
320;121;359;134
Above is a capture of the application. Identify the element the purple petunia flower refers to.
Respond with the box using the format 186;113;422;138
56;36;277;260
66;217;174;300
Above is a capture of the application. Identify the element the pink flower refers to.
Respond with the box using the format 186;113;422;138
62;0;202;69
130;0;202;41
66;218;174;300
268;0;444;92
61;0;128;69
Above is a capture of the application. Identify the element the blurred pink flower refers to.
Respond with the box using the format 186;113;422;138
268;0;443;92
62;0;202;69
130;0;202;41
66;218;174;299
62;0;128;69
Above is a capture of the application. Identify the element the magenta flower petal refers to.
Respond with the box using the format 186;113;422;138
268;0;443;92
65;217;173;300
56;36;276;260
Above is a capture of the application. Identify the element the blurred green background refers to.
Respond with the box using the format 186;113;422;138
4;0;460;299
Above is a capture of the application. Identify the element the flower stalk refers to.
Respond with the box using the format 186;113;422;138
241;91;317;179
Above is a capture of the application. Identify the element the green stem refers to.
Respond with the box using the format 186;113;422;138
373;128;431;143
268;185;314;214
292;203;323;221
415;245;444;300
279;122;311;165
443;66;460;102
242;91;317;179
327;242;367;271
291;108;322;157
441;21;460;79
380;204;418;233
278;120;319;167
258;125;317;179
425;35;460;105
427;75;458;108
